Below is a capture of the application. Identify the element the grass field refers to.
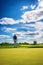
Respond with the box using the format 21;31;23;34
0;48;43;65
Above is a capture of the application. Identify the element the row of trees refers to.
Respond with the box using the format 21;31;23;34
0;41;37;45
19;41;37;45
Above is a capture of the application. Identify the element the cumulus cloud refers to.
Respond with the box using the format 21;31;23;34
0;17;19;25
0;17;26;25
21;0;43;23
21;9;43;22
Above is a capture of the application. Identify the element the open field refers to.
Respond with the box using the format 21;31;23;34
0;48;43;65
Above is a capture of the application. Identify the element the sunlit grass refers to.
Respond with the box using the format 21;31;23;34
0;48;43;65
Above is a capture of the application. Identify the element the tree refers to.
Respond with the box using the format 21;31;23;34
33;41;37;45
13;34;17;48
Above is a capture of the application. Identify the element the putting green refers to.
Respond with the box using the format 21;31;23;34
0;48;43;65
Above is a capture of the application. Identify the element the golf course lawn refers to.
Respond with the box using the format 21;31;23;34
0;48;43;65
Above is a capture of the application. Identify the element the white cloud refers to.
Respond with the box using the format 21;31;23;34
21;9;43;23
0;20;7;24
34;30;43;42
13;31;25;36
37;0;43;10
0;35;10;39
19;21;43;41
19;19;26;23
13;30;39;40
21;0;43;23
26;21;43;40
3;27;16;32
20;6;28;10
0;17;19;25
35;22;43;30
28;21;43;40
30;4;36;9
0;17;26;25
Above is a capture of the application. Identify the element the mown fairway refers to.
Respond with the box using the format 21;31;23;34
0;48;43;65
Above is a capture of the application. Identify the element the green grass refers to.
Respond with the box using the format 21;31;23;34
0;44;43;48
0;44;14;48
18;44;43;48
0;48;43;65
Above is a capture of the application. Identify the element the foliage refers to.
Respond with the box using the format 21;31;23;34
0;42;43;48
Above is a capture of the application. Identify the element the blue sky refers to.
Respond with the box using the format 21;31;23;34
0;0;43;43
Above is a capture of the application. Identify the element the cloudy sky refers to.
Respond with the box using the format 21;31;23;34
0;0;43;43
